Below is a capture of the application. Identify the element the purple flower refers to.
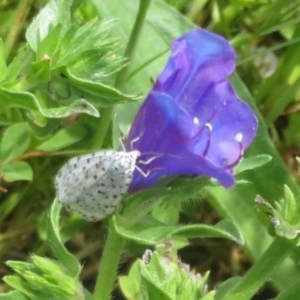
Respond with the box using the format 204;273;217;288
126;28;258;192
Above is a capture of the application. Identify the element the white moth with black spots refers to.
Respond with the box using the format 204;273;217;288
54;150;140;221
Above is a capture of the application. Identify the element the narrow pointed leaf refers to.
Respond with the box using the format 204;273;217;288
46;200;81;278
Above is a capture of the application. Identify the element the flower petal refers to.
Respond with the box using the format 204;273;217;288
154;29;236;115
127;92;235;192
190;81;258;167
126;91;194;154
127;28;258;192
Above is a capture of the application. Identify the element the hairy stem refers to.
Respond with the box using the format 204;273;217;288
93;226;125;300
225;237;293;300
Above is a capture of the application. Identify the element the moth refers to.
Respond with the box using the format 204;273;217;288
54;150;140;221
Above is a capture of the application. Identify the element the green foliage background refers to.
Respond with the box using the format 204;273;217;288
1;0;300;299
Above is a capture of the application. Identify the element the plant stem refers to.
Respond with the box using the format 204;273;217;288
4;0;32;60
91;0;152;149
225;237;293;300
93;226;125;300
90;106;114;150
114;0;152;87
93;1;152;299
186;0;207;22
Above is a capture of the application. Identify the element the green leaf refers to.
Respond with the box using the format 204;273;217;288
5;47;29;82
40;97;100;118
25;0;73;51
140;277;172;300
114;217;243;245
82;288;94;300
0;39;7;81
31;255;78;295
0;87;100;120
118;262;142;300
235;154;272;174
203;291;216;300
1;161;33;182
0;123;31;164
137;249;211;299
66;68;140;107
54;19;124;72
119;177;210;228
256;186;300;240
275;279;300;300
34;18;126;78
5;255;82;299
25;11;135;115
3;276;34;299
215;277;241;300
33;25;63;65
37;124;87;151
151;201;180;225
46;200;81;278
0;290;28;300
0;87;36;111
223;237;293;300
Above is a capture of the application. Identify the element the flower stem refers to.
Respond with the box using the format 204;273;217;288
224;237;293;300
114;0;152;87
4;0;32;60
93;226;125;300
90;106;114;150
91;0;152;149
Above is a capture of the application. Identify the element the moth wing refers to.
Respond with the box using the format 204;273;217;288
74;152;137;221
54;151;115;204
54;150;138;221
